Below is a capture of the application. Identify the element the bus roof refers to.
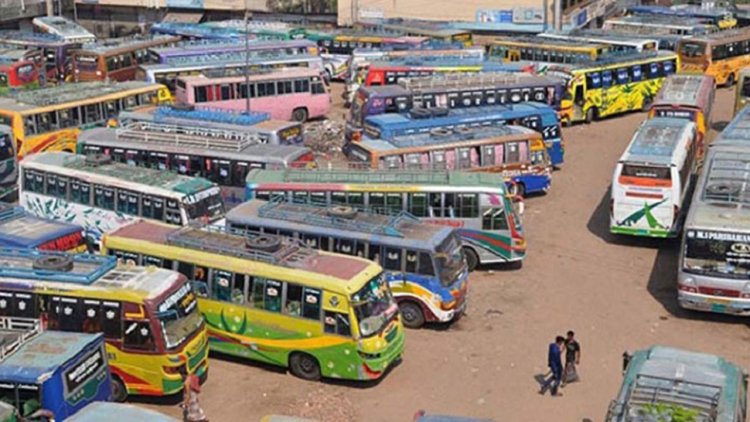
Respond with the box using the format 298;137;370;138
66;403;179;422
0;81;161;112
22;152;216;196
493;35;608;50
32;16;95;41
228;199;454;247
245;168;509;190
364;124;534;151
620;118;694;166
0;30;71;46
0;330;102;385
688;148;750;230
607;14;718;27
178;67;322;85
682;27;750;42
547;51;676;72
397;72;561;92
140;54;320;73
107;221;377;290
653;73;714;109
0;206;81;248
712;104;750;148
150;38;314;57
76;35;180;55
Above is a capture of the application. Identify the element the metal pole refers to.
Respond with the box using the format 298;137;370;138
554;0;562;31
543;0;549;32
244;0;250;114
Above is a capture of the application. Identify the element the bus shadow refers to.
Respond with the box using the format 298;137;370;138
127;392;183;406
479;261;523;272
586;188;662;249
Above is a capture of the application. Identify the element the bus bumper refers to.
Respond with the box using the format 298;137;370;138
678;291;750;316
610;225;672;238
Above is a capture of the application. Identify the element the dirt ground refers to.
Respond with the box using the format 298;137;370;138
142;85;750;422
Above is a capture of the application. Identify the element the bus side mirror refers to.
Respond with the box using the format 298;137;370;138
191;281;209;298
622;351;632;374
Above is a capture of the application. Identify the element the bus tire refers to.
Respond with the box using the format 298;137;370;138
641;96;652;112
289;352;321;381
292;107;309;123
463;247;479;272
399;301;425;329
727;73;736;87
111;375;127;402
585;107;597;124
516;183;526;198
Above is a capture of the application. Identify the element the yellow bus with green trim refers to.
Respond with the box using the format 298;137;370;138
102;221;405;382
0;249;208;402
677;28;750;87
544;51;679;124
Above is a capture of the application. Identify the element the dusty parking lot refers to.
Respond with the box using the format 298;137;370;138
143;86;750;421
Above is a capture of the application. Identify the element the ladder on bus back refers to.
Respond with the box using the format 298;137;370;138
116;121;261;151
0;317;42;361
623;373;721;421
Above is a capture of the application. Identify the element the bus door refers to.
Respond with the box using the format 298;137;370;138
508;49;520;62
571;78;586;121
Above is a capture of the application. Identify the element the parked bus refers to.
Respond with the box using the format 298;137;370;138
0;319;111;420
118;105;304;146
176;68;330;122
32;16;96;44
649;73;715;155
362;102;565;166
0;204;88;252
138;53;323;92
606;345;746;421
677;28;750;86
489;36;610;64
226;199;468;328
0;31;79;83
603;15;719;36
537;32;658;54
0;249;208;401
544;51;678;124
19;152;225;242
78;123;314;208
736;67;750;115
201;20;307;41
0;61;40;95
345;125;551;197
552;28;682;53
0;126;15;198
0;81;172;159
678;105;750;315
347;71;562;139
148;39;317;65
66;402;179;422
103;221;405;382
610;118;699;238
245;169;526;268
72;35;180;82
626;4;737;29
355;20;473;47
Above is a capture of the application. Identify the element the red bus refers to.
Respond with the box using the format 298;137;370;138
0;60;40;94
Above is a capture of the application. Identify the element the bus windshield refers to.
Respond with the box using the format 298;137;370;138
621;164;671;181
684;231;750;279
351;275;398;338
435;234;465;286
185;187;225;221
679;41;706;58
156;283;202;350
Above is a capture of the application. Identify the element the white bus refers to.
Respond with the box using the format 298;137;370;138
19;151;225;243
538;31;659;53
32;16;96;44
611;117;698;238
679;105;750;315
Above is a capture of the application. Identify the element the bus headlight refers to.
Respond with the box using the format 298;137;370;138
679;277;698;294
741;283;750;299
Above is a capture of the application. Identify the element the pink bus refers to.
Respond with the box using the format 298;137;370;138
175;68;331;122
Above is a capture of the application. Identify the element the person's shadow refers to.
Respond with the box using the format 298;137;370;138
533;372;550;393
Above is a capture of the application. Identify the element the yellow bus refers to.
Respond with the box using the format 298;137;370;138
0;81;171;159
544;51;679;124
677;28;750;86
102;221;405;382
488;36;609;64
0;249;208;401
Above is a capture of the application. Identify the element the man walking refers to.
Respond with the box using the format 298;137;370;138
562;330;581;387
539;336;565;396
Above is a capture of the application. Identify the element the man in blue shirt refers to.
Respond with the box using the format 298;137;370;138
539;336;565;396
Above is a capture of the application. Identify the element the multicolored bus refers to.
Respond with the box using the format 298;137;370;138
72;35;180;82
678;105;750;315
201;20;307;41
77;123;314;208
148;39;317;65
0;60;40;96
347;72;562;139
362;103;565;166
606;346;747;421
489;36;610;64
677;28;750;86
0;319;111;420
226;199;469;328
0;81;172;159
544;51;678;124
19;152;225;243
150;22;244;40
245;169;526;268
610;118;699;238
176;69;331;122
118;106;304;146
345;125;551;197
0;205;88;252
649;73;715;156
103;221;405;382
537;32;658;54
0;249;208;401
0;31;79;83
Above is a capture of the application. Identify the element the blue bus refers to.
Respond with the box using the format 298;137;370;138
67;402;178;422
362;103;564;166
0;205;87;252
0;320;112;420
226;198;469;328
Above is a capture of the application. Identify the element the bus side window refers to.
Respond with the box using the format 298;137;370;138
94;185;115;210
368;244;381;263
302;287;321;320
102;301;121;339
324;311;351;337
428;192;442;217
82;299;102;333
408;192;429;217
331;191;347;205
165;199;181;225
285;283;303;317
384;247;403;272
457;193;479;218
123;320;154;351
70;179;91;205
0;291;11;316
444;193;456;218
264;279;282;312
211;269;233;302
348;192;364;208
483;208;509;231
419;252;435;276
57;297;82;332
142;195;165;221
405;250;419;274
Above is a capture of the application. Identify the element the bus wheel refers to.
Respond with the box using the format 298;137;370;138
585;107;597;124
289;352;321;381
641;96;652;112
463;247;479;272
399;301;425;329
111;376;127;402
292;108;309;123
727;73;736;87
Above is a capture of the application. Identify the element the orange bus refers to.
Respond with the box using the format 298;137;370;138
73;35;180;82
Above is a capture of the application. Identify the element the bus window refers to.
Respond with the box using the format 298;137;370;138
602;70;613;88
483;208;509;230
264;279;282;312
408;193;429;217
124;320;154;351
384;247;402;271
285;283;303;317
324;311;351;336
302;287;321;320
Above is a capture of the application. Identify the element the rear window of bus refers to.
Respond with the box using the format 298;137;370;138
621;164;671;180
